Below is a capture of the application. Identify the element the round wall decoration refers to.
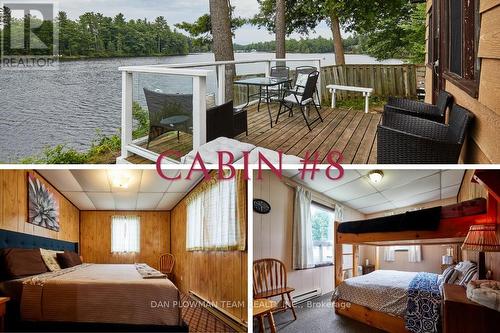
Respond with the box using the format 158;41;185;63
253;199;271;214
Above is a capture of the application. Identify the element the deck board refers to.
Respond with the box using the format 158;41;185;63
125;103;382;164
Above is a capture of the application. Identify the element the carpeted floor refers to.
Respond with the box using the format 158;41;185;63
253;293;385;333
180;293;236;333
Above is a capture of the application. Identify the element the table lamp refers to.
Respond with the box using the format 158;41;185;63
461;224;500;279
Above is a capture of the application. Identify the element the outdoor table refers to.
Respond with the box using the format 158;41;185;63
160;115;190;139
234;77;292;128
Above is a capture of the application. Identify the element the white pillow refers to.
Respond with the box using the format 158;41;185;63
40;248;63;271
295;73;309;87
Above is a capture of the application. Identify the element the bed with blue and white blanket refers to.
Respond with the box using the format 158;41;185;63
333;270;442;333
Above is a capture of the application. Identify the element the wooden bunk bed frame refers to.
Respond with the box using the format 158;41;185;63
333;191;498;333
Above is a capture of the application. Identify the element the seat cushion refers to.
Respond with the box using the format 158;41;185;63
181;137;256;164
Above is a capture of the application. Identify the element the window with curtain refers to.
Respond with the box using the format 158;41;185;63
111;216;140;253
311;202;335;266
186;175;244;251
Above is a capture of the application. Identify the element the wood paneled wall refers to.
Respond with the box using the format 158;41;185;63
170;178;247;324
0;170;79;243
425;1;500;163
80;211;170;269
458;170;500;280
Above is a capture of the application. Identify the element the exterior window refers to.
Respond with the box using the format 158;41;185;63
111;216;140;253
443;0;479;97
311;202;335;266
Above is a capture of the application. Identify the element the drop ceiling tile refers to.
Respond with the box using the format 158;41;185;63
441;184;460;199
136;193;164;210
113;192;138;210
293;170;362;193
359;202;397;215
345;193;389;210
62;192;95;210
441;170;465;188
107;170;142;192
157;192;186;210
86;192;115;210
139;170;172;192
381;173;440;201
392;189;442;209
71;170;111;192
360;170;438;191
324;177;376;202
38;170;83;192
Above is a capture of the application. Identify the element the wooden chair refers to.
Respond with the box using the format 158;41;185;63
159;253;175;280
253;258;297;320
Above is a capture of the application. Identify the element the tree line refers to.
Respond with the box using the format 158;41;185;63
234;36;361;54
1;9;202;58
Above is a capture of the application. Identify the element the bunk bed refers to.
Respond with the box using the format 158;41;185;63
332;193;497;333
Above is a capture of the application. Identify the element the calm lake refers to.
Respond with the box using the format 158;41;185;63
0;52;402;162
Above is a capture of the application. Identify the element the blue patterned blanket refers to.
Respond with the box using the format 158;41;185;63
405;272;442;333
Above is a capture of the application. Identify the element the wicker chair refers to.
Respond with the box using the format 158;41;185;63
253;258;297;320
159;253;175;280
143;88;193;148
377;104;474;164
385;91;453;123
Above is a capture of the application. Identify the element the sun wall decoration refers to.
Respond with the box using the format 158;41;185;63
28;173;60;231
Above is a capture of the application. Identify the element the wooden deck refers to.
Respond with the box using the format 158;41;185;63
126;103;381;164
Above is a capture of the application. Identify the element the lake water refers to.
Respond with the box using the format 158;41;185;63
0;52;402;162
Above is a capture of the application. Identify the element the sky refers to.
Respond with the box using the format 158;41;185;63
57;0;336;44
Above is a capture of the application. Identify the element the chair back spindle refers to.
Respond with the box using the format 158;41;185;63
159;253;175;274
253;258;287;296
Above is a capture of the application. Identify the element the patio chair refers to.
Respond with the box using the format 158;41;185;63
377;104;474;164
276;71;323;131
143;88;193;148
261;66;290;102
253;258;297;320
385;91;453;123
294;66;320;106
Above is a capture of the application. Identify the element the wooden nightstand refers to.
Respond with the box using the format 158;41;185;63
0;297;9;332
443;284;500;333
362;264;375;275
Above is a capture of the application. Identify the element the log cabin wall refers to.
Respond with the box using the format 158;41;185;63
425;0;500;163
79;211;170;269
458;170;500;280
0;170;79;243
170;175;247;325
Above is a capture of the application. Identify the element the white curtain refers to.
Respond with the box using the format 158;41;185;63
111;216;140;253
408;245;422;262
186;177;239;250
293;186;315;270
384;247;395;262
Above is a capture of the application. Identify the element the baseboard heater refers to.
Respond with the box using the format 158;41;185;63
189;291;247;333
292;288;322;305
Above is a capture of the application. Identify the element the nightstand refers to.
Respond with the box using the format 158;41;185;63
443;284;500;333
362;264;375;275
0;297;9;332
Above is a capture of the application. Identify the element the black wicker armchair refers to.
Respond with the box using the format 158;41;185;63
385;91;453;123
377;104;474;164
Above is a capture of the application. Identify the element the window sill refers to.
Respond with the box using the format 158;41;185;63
314;262;334;268
443;71;479;99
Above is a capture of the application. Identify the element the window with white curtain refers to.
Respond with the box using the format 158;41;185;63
111;216;140;253
186;177;241;251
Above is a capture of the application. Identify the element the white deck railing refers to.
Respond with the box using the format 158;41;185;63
117;58;322;164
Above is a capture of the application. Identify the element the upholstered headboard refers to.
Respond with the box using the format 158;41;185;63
0;229;78;252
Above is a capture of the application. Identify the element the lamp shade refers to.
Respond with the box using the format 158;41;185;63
461;224;500;252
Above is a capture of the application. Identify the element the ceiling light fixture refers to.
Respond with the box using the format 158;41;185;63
110;172;131;189
368;170;384;184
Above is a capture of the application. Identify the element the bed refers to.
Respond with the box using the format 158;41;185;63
332;196;496;333
0;230;187;332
